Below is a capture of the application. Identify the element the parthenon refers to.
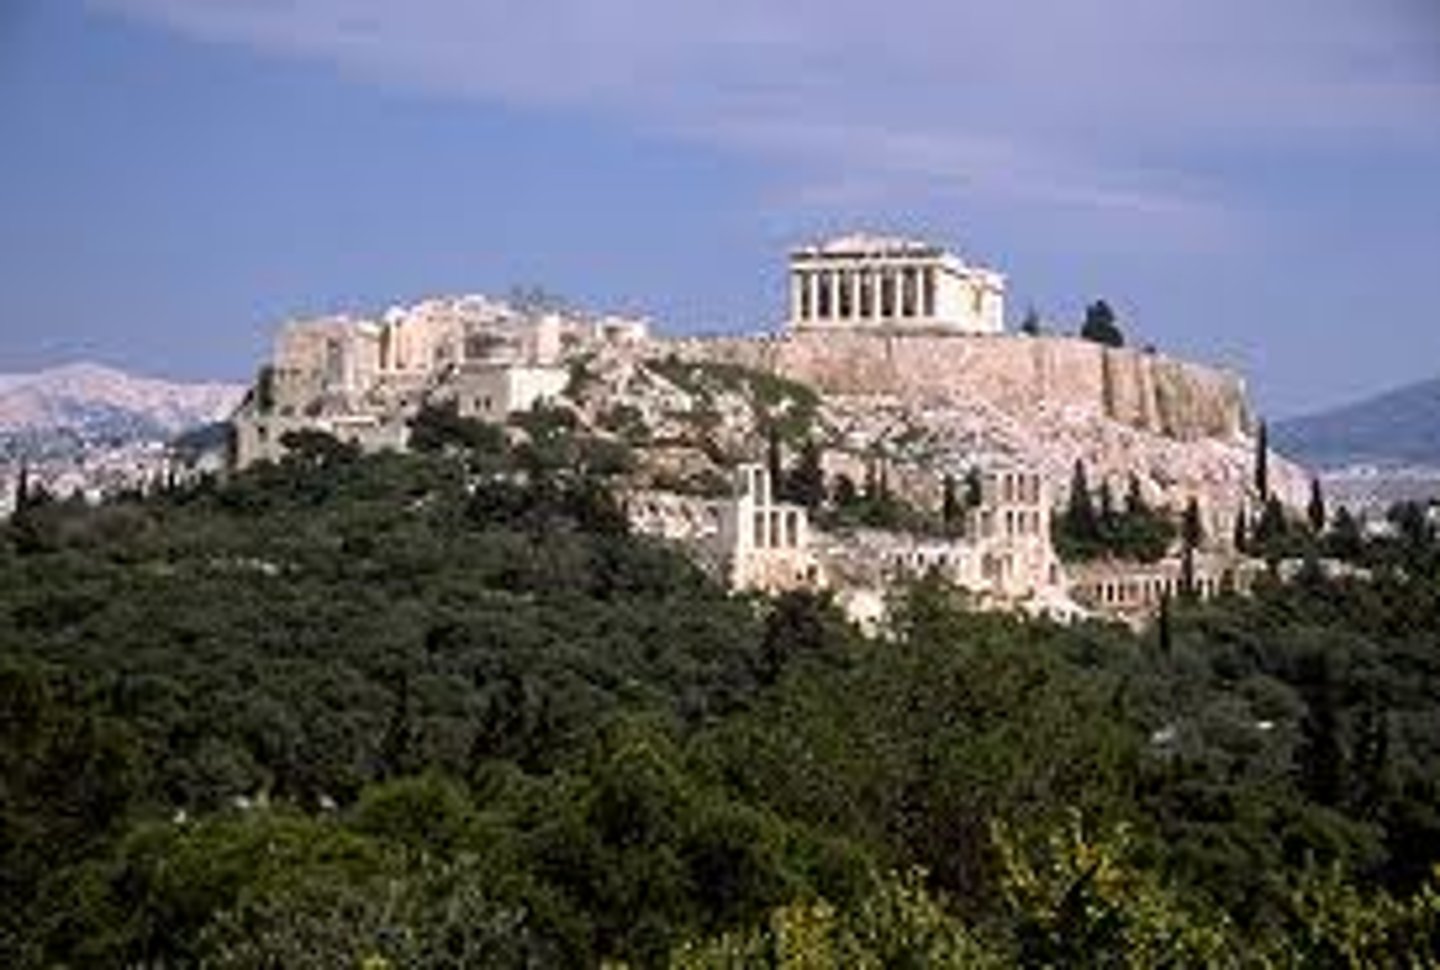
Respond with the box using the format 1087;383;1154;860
788;233;1005;334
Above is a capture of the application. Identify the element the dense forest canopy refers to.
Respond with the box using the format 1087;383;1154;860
3;415;1440;967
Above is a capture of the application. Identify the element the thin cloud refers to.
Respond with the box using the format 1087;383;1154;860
93;0;1440;234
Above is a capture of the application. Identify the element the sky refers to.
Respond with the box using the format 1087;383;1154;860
1;1;1438;416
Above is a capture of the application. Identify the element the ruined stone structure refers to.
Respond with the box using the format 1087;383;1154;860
1067;554;1264;624
817;466;1076;620
664;330;1252;442
627;463;822;594
789;234;1005;334
231;297;645;468
224;229;1306;628
629;459;1078;619
719;464;823;592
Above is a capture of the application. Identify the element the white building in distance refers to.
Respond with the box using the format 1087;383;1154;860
788;234;1005;334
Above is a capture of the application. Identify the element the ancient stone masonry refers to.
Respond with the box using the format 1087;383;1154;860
630;459;1080;622
663;331;1252;442
788;234;1005;334
627;463;822;595
232;296;648;468
226;229;1309;627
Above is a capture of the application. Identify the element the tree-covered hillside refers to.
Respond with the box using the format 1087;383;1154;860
3;415;1440;967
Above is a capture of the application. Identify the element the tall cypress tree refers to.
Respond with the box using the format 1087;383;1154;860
1125;473;1146;516
941;474;961;534
965;467;984;509
1180;545;1197;600
1098;479;1117;534
1157;591;1173;655
1182;496;1204;550
1065;460;1098;545
1329;506;1363;561
766;426;784;500
13;461;29;514
1255;420;1270;500
1307;477;1328;535
789;439;826;511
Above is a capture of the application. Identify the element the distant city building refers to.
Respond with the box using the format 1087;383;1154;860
788;233;1005;334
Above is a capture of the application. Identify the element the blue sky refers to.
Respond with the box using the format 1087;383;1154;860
1;0;1438;416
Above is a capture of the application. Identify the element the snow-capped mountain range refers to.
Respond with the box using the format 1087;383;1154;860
0;362;245;445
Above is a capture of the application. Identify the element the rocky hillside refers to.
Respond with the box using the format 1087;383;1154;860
0;363;244;459
668;331;1254;441
566;333;1307;537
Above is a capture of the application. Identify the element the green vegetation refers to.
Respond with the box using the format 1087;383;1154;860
1080;299;1125;348
647;356;820;444
4;429;1440;966
1055;463;1176;562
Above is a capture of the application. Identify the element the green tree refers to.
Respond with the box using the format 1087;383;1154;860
1308;478;1328;535
941;475;961;535
1233;506;1250;553
1079;300;1124;347
1254;494;1289;559
767;427;785;500
407;401;506;456
1255;421;1271;500
1327;507;1364;562
1182;496;1204;551
965;467;984;510
995;813;1235;968
1062;461;1099;550
788;440;826;512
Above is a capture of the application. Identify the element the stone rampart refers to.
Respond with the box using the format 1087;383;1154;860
659;332;1252;442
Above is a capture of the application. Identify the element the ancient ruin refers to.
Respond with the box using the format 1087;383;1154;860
227;232;1309;626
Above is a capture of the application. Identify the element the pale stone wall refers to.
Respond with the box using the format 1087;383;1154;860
1068;553;1265;623
453;364;568;422
627;464;823;594
660;332;1252;442
718;464;822;592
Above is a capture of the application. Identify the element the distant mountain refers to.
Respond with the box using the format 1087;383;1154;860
1274;376;1440;470
0;363;245;460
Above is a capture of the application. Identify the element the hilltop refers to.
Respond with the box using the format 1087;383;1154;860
0;362;243;455
1275;374;1440;470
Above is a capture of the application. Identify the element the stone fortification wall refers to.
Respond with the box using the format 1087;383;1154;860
660;332;1252;442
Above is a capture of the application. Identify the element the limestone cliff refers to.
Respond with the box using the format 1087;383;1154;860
664;332;1252;442
600;331;1305;542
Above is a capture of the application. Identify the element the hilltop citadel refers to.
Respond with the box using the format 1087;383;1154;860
232;233;1311;624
